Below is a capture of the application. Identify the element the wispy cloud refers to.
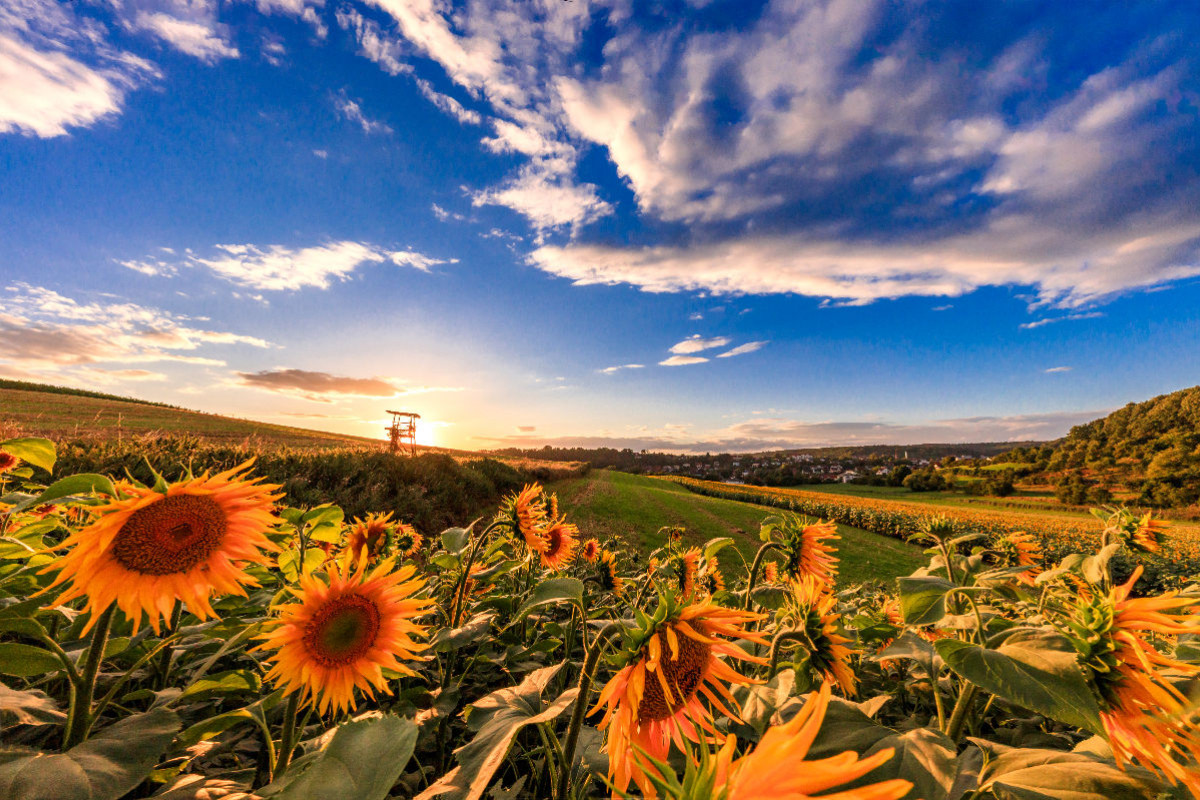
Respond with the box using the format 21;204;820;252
1044;366;1072;373
0;283;270;377
1021;312;1105;330
659;355;708;366
0;1;159;138
414;78;481;125
471;161;611;231
133;12;238;63
669;335;731;355
333;91;392;135
598;363;643;374
124;240;454;292
334;0;1200;307
716;341;768;358
335;9;407;76
234;368;464;402
432;203;465;222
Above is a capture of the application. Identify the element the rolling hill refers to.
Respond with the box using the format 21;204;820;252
998;384;1200;507
0;379;400;451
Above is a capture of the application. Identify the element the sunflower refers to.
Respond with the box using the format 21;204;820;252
258;557;431;715
640;683;912;800
393;522;423;559
761;560;779;584
591;597;768;797
42;462;280;633
0;450;19;475
1095;507;1169;554
582;538;601;563
780;577;858;696
346;512;394;562
1071;566;1200;794
540;515;579;571
599;549;624;594
701;557;725;596
776;517;839;587
670;548;702;599
996;531;1043;585
498;484;549;554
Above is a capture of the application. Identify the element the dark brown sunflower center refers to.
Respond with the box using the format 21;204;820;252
112;494;227;576
545;527;565;556
303;594;382;667
636;629;712;722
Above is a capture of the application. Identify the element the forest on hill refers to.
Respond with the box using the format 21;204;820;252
1000;385;1200;507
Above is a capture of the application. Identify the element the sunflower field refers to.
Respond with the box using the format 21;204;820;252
664;476;1200;592
1;436;1199;800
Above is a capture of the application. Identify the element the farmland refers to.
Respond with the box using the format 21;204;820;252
1;433;1194;799
0;381;387;450
663;476;1200;588
549;469;925;585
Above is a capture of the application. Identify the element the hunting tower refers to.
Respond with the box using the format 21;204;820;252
385;411;420;456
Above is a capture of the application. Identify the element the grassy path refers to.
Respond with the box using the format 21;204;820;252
550;470;924;585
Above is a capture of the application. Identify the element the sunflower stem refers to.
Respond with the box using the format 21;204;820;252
555;621;622;800
932;667;947;731
743;542;782;612
275;692;301;779
449;520;497;629
767;629;811;677
64;603;116;749
155;602;183;690
944;681;978;742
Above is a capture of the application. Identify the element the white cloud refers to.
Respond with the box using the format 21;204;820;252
530;218;1200;308
312;148;328;158
414;78;481;125
1021;312;1105;330
338;1;1200;304
354;0;602;229
471;161;611;231
0;282;271;376
1044;366;1072;373
183;240;451;291
716;341;767;358
335;8;406;75
133;12;238;63
117;258;177;278
0;18;153;138
598;363;644;374
333;91;391;134
669;335;731;355
659;355;709;366
432;203;465;222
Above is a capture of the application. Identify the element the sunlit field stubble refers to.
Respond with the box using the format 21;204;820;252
0;435;1199;799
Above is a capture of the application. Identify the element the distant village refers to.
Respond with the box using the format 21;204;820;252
491;442;1028;488
651;449;973;486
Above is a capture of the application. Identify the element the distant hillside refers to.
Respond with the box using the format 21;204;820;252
0;381;391;451
0;379;182;410
999;385;1200;507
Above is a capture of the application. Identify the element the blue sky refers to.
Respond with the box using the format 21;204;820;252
2;0;1199;452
